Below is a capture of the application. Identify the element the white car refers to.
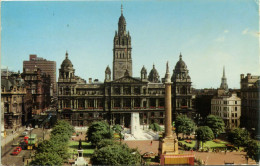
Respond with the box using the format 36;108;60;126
25;127;33;131
22;131;28;136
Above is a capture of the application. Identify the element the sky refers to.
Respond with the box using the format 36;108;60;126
1;0;259;89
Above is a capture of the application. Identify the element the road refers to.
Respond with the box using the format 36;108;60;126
1;128;51;166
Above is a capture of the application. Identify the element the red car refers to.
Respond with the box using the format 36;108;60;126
11;147;22;155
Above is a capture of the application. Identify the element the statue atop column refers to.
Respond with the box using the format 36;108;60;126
78;139;82;150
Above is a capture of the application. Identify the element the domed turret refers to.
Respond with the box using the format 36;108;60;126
172;53;190;81
61;51;73;69
175;53;187;72
59;51;75;79
148;64;160;83
141;66;147;80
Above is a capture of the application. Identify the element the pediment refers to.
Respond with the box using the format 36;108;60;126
112;76;143;83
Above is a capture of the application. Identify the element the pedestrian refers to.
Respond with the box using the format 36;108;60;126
150;141;152;146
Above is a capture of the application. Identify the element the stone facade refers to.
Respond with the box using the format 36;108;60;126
1;72;30;132
57;6;193;126
240;73;260;136
211;91;241;129
58;55;166;126
22;67;51;114
172;54;193;119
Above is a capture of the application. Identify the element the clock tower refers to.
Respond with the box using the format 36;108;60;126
113;4;132;80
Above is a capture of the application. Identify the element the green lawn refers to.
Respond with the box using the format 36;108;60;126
68;141;95;155
180;140;229;149
203;140;228;148
179;140;196;148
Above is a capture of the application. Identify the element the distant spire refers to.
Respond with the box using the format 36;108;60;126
65;51;68;59
153;63;155;69
220;66;228;91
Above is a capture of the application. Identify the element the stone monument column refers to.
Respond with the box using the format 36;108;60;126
159;62;178;156
165;72;172;138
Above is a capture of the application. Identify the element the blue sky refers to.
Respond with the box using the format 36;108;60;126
1;0;259;89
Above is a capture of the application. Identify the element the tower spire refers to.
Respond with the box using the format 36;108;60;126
179;52;182;60
65;51;68;59
121;3;123;15
223;66;226;78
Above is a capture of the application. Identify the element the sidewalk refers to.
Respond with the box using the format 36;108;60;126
1;126;26;147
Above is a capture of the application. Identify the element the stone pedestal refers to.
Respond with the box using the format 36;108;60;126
159;137;178;155
73;149;87;166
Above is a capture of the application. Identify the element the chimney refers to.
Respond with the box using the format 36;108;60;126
30;54;37;61
247;73;251;79
89;78;92;84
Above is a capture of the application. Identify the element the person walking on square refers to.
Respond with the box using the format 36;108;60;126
150;141;153;146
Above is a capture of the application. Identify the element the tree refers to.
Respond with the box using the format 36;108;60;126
87;121;113;146
112;124;123;133
97;139;120;149
175;115;196;138
51;120;75;141
205;115;225;138
227;128;250;149
31;120;73;165
149;123;162;132
30;152;63;166
91;144;141;165
245;140;260;162
196;126;214;149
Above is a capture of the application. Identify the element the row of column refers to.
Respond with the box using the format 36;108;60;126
108;86;148;95
58;99;101;109
176;99;192;108
111;98;162;108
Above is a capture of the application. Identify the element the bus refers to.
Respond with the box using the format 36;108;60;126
24;134;37;149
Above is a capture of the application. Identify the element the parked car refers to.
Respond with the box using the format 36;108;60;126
21;131;28;136
11;147;22;155
25;127;33;131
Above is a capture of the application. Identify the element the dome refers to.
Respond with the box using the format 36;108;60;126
61;52;73;68
148;64;160;83
175;53;187;70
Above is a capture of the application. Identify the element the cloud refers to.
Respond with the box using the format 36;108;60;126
215;36;225;42
242;28;249;35
224;30;229;33
242;28;258;37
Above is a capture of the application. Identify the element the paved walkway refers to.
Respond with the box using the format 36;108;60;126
123;140;257;165
1;126;25;147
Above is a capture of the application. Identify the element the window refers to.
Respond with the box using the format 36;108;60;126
151;112;154;117
235;107;237;111
235;101;237;104
160;112;163;117
79;113;83;118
